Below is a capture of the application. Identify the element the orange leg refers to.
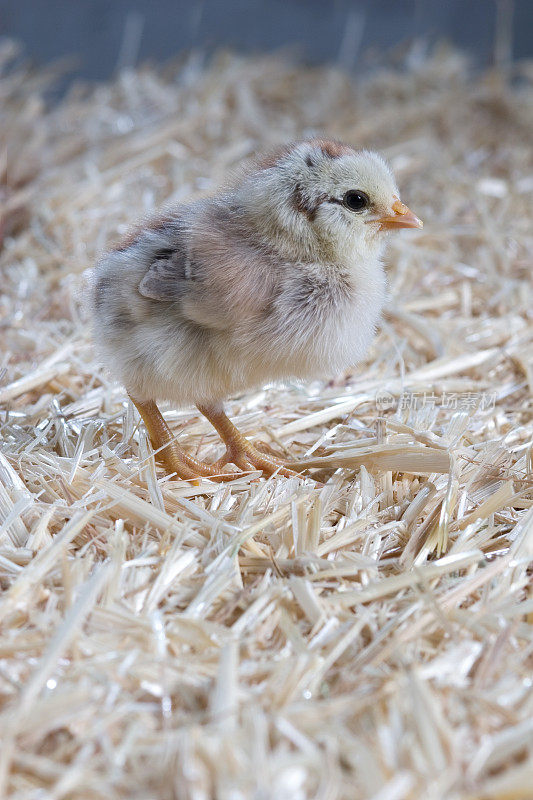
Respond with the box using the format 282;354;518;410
130;397;302;481
198;402;301;479
130;397;236;481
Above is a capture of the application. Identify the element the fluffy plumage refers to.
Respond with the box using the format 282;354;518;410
92;138;422;479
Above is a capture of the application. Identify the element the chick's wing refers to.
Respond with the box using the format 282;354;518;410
137;204;279;333
138;246;234;331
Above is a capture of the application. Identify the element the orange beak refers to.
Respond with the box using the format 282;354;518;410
372;197;423;231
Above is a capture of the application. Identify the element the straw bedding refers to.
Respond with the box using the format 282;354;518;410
0;40;532;799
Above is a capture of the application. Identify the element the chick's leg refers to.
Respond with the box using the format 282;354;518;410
130;397;232;480
197;402;300;478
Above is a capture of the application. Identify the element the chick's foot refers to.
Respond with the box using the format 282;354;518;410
198;403;302;479
130;396;238;482
131;396;299;482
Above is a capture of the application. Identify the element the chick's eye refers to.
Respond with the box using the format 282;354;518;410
342;190;370;212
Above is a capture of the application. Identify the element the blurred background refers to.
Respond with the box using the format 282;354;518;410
0;0;529;85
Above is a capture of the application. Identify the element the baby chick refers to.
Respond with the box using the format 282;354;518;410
93;138;422;480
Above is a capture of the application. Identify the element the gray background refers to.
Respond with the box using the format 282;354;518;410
0;0;530;83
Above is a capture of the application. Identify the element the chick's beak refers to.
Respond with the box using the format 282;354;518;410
373;197;423;231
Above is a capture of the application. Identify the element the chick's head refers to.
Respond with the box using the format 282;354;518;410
238;138;422;263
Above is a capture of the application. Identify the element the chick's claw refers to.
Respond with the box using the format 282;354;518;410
218;441;301;479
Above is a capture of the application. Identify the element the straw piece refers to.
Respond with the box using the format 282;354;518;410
288;444;451;475
329;550;483;606
0;363;70;403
